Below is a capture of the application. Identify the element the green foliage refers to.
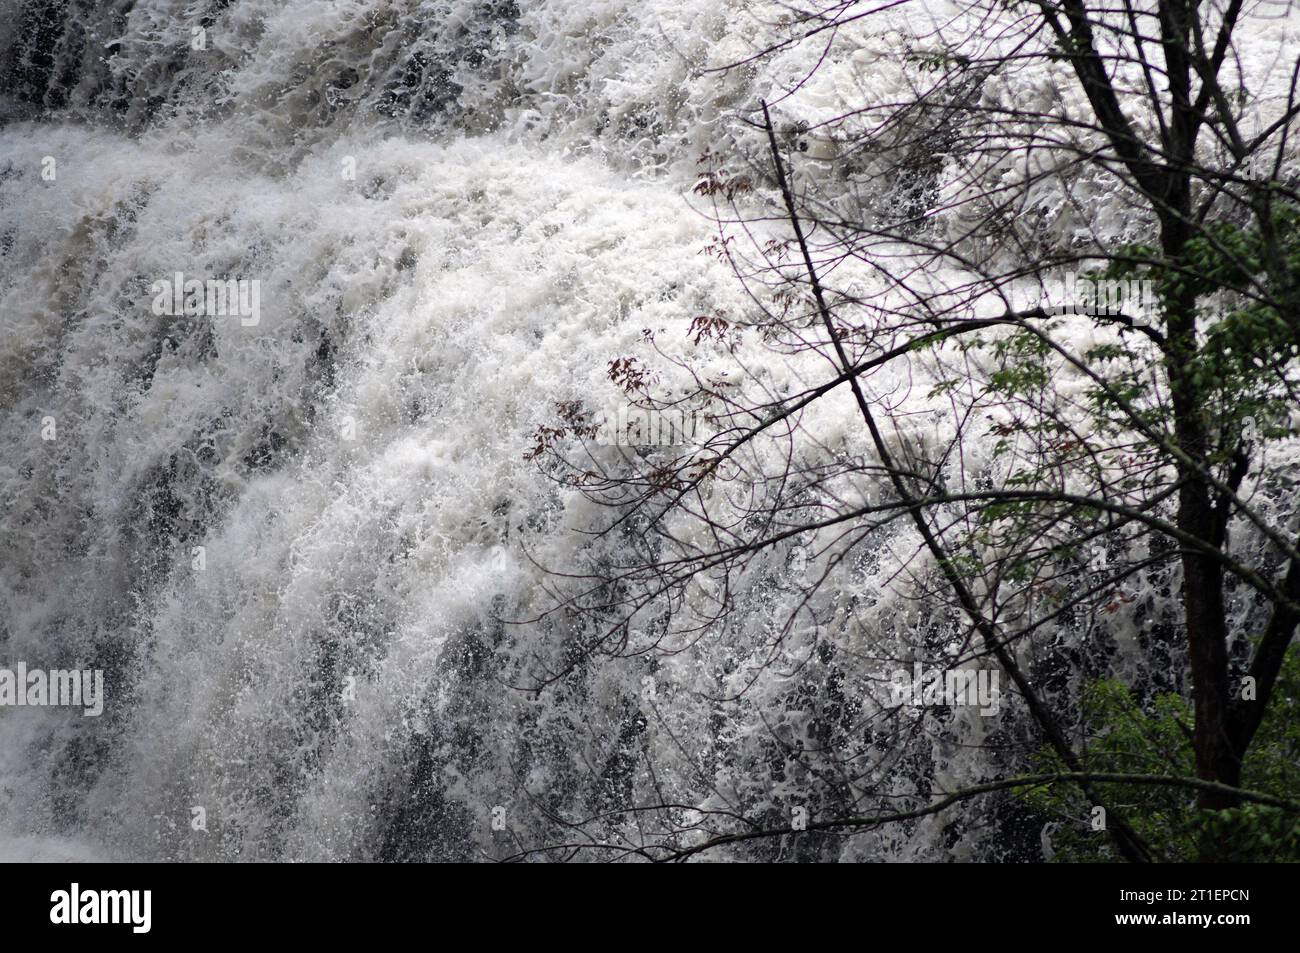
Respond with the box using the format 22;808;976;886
1092;205;1300;455
987;328;1052;396
1022;650;1300;862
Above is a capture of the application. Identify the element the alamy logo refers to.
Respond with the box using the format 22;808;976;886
1022;274;1158;320
595;405;701;447
890;662;1001;716
150;272;260;326
50;884;151;933
0;664;103;716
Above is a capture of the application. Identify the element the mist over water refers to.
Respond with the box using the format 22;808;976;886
1;0;1296;861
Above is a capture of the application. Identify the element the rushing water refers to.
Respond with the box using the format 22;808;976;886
0;0;822;862
1;0;1296;861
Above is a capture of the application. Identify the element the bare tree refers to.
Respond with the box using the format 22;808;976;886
517;0;1300;862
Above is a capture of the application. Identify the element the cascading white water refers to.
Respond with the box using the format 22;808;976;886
0;0;837;862
1;0;1296;861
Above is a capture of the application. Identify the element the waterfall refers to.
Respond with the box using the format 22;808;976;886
0;0;821;861
2;0;1293;862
